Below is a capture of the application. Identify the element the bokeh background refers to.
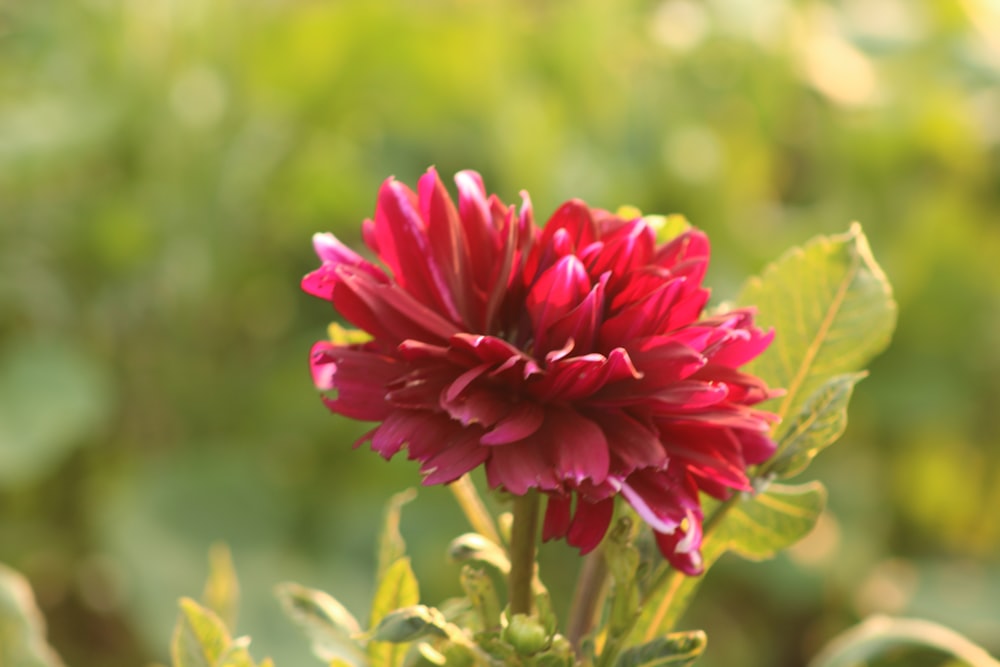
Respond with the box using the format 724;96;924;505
2;0;999;665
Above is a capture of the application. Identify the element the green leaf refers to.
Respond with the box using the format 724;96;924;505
370;605;449;643
368;558;420;667
376;489;416;585
459;566;501;632
615;630;707;667
808;616;1000;667
171;597;230;667
632;483;825;642
766;373;867;479
275;582;365;665
715;481;827;560
738;223;897;443
201;543;240;632
0;563;64;667
448;533;511;574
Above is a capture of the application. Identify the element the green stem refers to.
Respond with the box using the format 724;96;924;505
450;474;502;545
566;551;609;653
508;491;540;616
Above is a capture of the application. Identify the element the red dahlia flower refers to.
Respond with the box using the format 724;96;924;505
303;168;779;574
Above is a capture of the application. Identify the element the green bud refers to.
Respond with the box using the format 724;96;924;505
503;613;549;656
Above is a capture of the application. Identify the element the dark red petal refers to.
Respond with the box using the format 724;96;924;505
370;410;427;459
590;411;666;474
654;230;709;272
311;343;399;422
481;402;545;445
654;512;705;576
421;429;491;485
545;407;610;485
567;497;614;554
332;266;460;346
419;168;475;326
485;439;560;495
526;255;592;351
375;178;463;321
542;494;572;541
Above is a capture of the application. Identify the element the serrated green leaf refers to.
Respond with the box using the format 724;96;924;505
615;630;707;667
202;543;240;632
376;489;416;586
370;605;450;643
808;616;1000;667
171;597;230;667
767;373;866;479
275;582;365;665
0;563;65;667
738;223;896;443
368;558;420;667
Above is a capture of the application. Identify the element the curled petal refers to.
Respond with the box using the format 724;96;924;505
567;497;615;554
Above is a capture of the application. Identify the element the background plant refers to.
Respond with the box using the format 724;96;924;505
1;1;1000;666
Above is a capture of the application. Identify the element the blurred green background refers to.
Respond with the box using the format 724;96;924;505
1;0;999;665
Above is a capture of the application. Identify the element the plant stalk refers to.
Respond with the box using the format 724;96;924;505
566;551;609;653
508;491;540;616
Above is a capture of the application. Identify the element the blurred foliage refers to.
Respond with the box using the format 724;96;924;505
1;0;999;666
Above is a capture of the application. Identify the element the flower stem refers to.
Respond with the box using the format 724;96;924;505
508;491;540;616
449;474;502;545
566;551;608;653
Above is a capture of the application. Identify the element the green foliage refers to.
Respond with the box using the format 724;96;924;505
377;489;418;586
368;558;421;667
274;583;364;666
202;544;241;633
714;483;828;562
614;631;707;667
738;223;897;448
171;598;230;667
0;563;64;667
809;616;1000;667
767;373;867;479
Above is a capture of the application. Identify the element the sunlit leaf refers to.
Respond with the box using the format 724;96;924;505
714;481;827;560
275;582;365;665
738;223;896;443
368;558;420;667
201;543;240;632
0;563;64;667
376;489;416;585
615;630;707;667
808;616;1000;667
767;373;866;479
171;597;229;667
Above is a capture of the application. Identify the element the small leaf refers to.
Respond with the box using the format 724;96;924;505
738;223;897;442
766;373;866;479
0;563;65;667
171;597;230;667
645;214;691;245
376;489;417;585
716;481;827;560
459;566;501;631
448;533;511;574
202;543;240;632
275;582;365;665
615;630;707;667
328;322;374;346
368;558;420;667
370;605;450;643
808;616;1000;667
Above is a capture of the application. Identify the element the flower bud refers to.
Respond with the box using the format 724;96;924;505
503;613;549;656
